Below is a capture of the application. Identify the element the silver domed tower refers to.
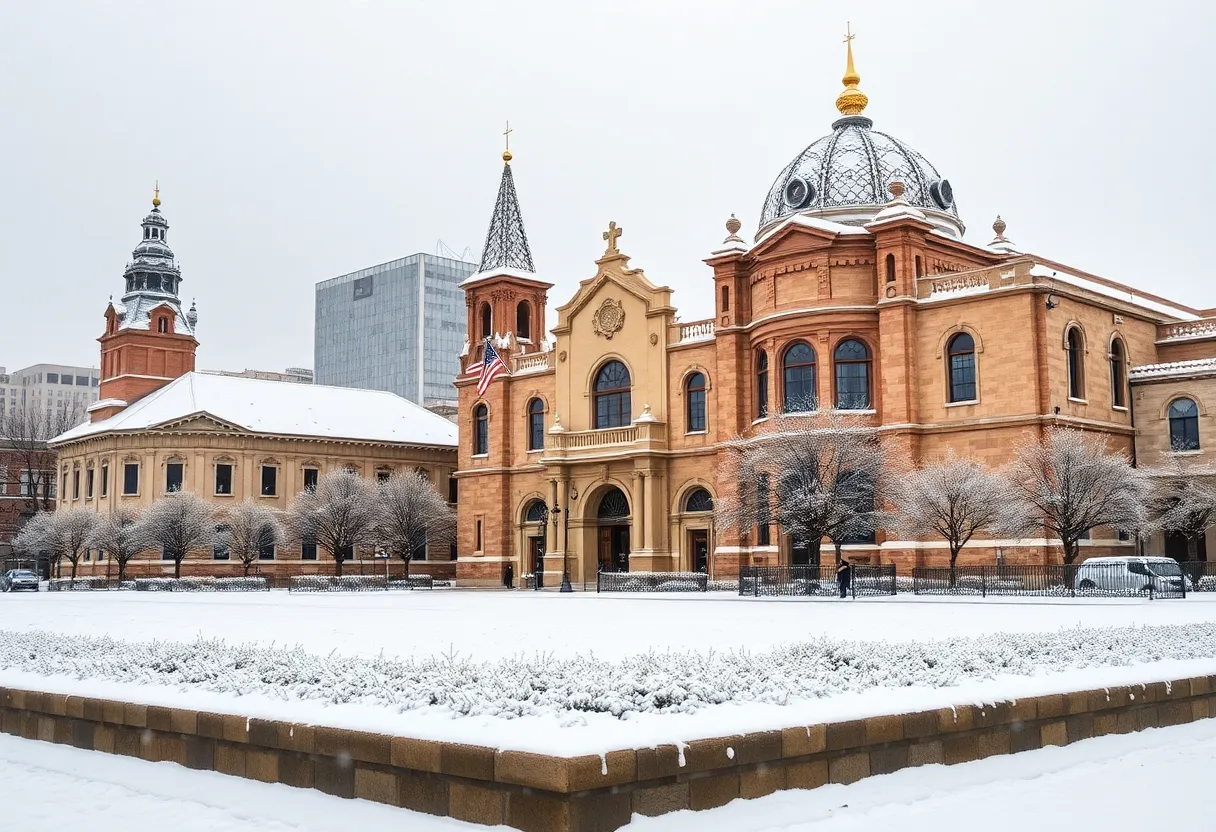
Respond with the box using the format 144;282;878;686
114;184;196;335
758;30;964;239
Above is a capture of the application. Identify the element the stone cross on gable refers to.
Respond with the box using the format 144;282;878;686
602;221;623;255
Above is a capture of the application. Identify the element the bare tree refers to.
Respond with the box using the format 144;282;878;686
373;471;456;577
0;404;76;518
1143;459;1216;561
11;507;99;579
140;491;215;578
88;506;146;583
217;500;285;576
12;512;60;577
285;469;377;576
895;451;1008;576
1000;428;1148;564
716;412;892;565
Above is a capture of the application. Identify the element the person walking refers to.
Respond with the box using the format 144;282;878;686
836;558;852;599
504;562;515;590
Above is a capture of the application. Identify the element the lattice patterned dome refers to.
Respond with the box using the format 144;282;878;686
757;32;965;239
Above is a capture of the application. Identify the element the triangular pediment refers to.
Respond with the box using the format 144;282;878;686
749;221;847;261
555;253;675;332
149;411;245;434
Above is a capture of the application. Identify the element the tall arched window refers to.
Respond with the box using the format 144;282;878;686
782;342;817;412
685;372;707;432
516;302;531;340
684;487;713;513
473;404;489;455
834;339;871;409
1169;398;1200;451
593;361;632;428
756;350;769;418
1067;327;1085;399
527;397;545;450
885;253;896;283
721;285;730;312
480;302;492;339
947;332;977;403
1110;339;1126;408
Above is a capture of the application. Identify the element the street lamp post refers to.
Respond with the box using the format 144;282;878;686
536;505;549;591
560;485;578;592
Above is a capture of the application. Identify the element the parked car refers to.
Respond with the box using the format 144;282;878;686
0;569;40;592
1074;556;1188;595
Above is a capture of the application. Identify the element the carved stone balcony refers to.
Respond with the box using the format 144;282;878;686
542;419;667;462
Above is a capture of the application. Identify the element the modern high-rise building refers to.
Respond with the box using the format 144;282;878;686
314;253;476;408
0;364;101;421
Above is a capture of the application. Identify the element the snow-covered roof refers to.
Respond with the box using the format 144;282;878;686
459;265;547;288
115;294;195;336
1129;357;1216;382
753;213;871;247
1028;263;1199;321
51;373;458;448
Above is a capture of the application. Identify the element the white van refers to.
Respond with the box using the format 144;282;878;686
1074;556;1187;595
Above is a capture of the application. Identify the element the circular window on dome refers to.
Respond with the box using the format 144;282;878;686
783;176;816;209
930;179;954;210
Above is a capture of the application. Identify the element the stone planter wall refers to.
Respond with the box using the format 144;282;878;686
2;675;1214;832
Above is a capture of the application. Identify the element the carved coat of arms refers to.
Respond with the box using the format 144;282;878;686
592;297;626;340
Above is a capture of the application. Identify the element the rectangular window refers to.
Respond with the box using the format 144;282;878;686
123;463;139;495
449;541;458;561
215;464;233;495
61;376;72;385
75;375;88;386
258;542;275;560
376;470;391;483
448;477;458;504
72;470;80;500
100;465;108;498
475;519;483;552
166;462;184;493
303;468;319;491
261;465;277;496
757;474;771;547
86;469;94;499
352;276;374;299
301;537;317;561
46;373;58;384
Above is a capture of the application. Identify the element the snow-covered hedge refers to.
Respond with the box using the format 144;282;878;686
4;623;1214;722
387;575;434;590
47;577;110;591
707;580;738;592
599;571;708;592
132;577;269;592
288;575;388;593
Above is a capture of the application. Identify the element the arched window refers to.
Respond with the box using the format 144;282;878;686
1169;398;1200;451
516;302;531;340
480;302;492;339
157;317;168;333
686;372;707;432
756;350;769;418
593;361;632;428
721;285;730;312
782;342;817;412
472;404;488;455
527;397;545;450
1067;327;1085;399
684;487;713;513
834;339;871;409
885;253;896;283
947;332;977;403
914;256;922;278
524;499;547;524
597;487;630;520
1110;339;1126;408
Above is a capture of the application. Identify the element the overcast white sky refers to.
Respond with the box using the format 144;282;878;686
2;1;1213;374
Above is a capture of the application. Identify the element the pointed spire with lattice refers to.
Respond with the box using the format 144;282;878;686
478;154;535;273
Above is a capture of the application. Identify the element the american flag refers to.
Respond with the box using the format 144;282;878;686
476;341;510;396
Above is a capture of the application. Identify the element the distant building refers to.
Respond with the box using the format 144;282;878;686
314;253;476;408
0;364;101;421
211;367;314;384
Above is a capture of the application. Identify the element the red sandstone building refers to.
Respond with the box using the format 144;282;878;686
453;39;1216;585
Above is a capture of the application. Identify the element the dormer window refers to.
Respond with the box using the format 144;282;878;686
157;317;168;333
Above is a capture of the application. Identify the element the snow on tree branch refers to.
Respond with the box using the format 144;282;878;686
217;500;284;577
87;506;145;583
284;469;377;576
1142;457;1216;561
12;508;98;579
372;471;456;575
140;491;215;579
0;404;75;514
894;450;1007;569
1000;428;1147;563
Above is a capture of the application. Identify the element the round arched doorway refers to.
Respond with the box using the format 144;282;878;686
523;499;548;588
595;486;631;573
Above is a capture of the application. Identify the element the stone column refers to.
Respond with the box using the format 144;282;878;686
631;472;644;553
642;471;655;551
548;478;560;555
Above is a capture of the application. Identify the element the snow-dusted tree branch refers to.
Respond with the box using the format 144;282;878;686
87;506;145;583
217;500;284;576
11;507;99;578
1000;428;1147;564
139;491;215;578
373;471;456;575
895;451;1007;572
0;404;76;516
716;412;893;564
1143;458;1216;561
285;469;377;576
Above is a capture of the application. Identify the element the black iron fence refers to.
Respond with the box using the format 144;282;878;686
911;564;1189;599
596;571;709;593
287;574;435;592
1183;562;1216;592
738;565;897;598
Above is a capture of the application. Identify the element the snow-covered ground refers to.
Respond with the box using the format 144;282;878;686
3;589;1215;661
4;720;1214;831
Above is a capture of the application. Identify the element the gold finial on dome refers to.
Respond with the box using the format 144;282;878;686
152;180;161;208
502;120;513;163
835;23;869;116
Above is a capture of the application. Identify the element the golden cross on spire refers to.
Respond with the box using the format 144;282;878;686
502;121;514;163
152;180;161;208
602;221;623;255
835;22;867;115
843;21;854;44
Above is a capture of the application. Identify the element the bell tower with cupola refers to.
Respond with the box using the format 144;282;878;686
93;186;199;421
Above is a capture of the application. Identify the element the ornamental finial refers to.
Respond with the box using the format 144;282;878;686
152;180;161;208
835;23;869;116
502;120;513;163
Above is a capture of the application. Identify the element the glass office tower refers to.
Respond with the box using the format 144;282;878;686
314;253;476;408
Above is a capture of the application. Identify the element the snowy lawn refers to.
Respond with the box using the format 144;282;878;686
4;720;1215;831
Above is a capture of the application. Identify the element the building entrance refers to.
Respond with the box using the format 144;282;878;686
690;529;709;572
530;536;545;587
595;486;631;573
